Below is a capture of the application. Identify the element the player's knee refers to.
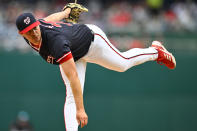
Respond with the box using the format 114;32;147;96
117;66;128;72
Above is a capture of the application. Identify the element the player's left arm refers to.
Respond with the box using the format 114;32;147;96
43;8;71;22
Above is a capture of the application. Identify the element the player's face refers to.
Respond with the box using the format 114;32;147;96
22;26;41;45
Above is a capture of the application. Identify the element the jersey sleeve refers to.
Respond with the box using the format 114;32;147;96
49;35;73;64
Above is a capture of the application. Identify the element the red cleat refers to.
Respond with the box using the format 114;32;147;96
152;41;176;69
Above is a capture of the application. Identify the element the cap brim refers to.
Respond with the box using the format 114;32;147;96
19;21;40;34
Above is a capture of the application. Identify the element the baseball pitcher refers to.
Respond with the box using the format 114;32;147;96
15;2;176;131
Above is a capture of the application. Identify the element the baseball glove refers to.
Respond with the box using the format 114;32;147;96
63;3;88;23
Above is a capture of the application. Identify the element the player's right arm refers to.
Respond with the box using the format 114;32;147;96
60;58;88;128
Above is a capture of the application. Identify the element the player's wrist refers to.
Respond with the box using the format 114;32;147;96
76;105;85;112
76;105;85;110
63;8;71;18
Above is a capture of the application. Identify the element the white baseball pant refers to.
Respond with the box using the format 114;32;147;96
59;24;158;131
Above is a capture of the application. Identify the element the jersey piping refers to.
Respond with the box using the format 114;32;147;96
95;33;158;59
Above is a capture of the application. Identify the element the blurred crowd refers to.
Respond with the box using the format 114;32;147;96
0;0;197;51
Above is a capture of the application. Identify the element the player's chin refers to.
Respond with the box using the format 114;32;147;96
32;37;40;43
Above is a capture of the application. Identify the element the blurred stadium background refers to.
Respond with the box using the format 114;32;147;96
0;0;197;131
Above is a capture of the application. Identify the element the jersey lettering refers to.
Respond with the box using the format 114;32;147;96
43;20;62;27
41;19;73;27
57;21;73;26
